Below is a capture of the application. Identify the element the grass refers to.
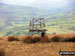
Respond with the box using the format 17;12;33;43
22;36;41;43
22;35;50;43
64;37;75;42
51;36;63;42
0;48;5;56
40;35;50;43
22;36;34;43
21;34;75;43
1;18;75;36
8;36;19;42
7;34;75;43
50;35;75;42
0;37;3;40
0;34;75;56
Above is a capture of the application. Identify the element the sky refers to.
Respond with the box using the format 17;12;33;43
1;0;36;6
0;0;75;8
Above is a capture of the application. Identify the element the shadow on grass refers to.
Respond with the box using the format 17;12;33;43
0;48;5;56
64;37;75;42
51;36;75;42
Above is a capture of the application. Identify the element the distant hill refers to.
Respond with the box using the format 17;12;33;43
0;3;75;36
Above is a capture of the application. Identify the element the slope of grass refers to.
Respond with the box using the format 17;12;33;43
0;34;75;56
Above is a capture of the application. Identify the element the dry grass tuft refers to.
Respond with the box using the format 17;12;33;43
0;37;3;40
22;35;51;43
7;35;75;43
32;37;40;43
0;48;5;56
0;34;75;56
8;36;19;42
41;35;50;43
64;37;75;42
22;36;41;43
22;36;33;43
51;36;75;42
51;36;63;42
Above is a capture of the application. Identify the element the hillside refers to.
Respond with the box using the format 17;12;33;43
0;3;75;36
0;34;75;56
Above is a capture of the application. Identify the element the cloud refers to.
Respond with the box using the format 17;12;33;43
33;0;69;8
0;0;3;3
2;0;36;6
1;0;75;7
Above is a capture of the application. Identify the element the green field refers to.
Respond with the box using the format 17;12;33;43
0;4;75;36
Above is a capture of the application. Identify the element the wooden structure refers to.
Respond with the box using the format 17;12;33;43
59;51;75;56
29;18;47;37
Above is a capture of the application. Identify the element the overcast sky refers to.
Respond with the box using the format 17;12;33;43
0;0;74;8
1;0;35;6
